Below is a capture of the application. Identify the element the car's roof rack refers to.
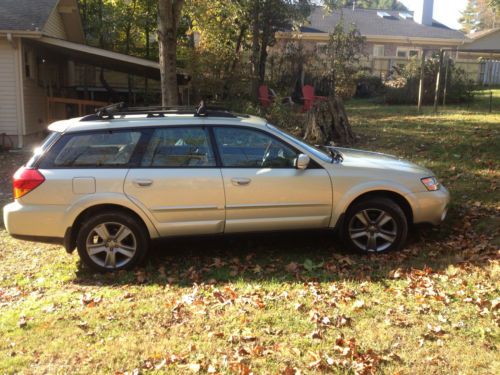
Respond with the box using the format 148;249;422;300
80;101;244;121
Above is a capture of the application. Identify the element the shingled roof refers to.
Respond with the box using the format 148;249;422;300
0;0;59;32
302;7;465;41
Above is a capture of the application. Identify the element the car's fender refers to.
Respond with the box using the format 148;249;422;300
330;180;419;228
62;192;160;239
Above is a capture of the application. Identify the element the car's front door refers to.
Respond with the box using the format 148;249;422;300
124;126;225;236
212;126;332;233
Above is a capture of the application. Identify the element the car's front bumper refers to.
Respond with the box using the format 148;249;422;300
411;185;450;226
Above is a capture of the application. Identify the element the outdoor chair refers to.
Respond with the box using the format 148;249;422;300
301;84;327;112
258;85;272;108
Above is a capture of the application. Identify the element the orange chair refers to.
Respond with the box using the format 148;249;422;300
301;85;327;112
258;85;272;108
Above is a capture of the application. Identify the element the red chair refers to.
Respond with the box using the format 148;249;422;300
301;85;327;112
258;85;272;108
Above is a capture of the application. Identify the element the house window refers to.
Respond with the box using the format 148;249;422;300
396;47;420;58
24;50;36;80
373;45;385;57
316;42;328;54
409;49;419;57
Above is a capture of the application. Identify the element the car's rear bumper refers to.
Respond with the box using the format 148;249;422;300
411;186;450;226
3;201;67;238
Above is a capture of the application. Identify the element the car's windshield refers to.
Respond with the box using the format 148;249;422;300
266;124;332;163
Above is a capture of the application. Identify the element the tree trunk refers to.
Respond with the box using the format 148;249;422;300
250;1;261;100
303;96;354;146
258;22;270;84
222;25;246;99
158;0;183;106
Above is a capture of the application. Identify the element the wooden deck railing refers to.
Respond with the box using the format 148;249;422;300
47;97;108;123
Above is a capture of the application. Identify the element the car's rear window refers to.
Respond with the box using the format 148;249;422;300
40;130;142;168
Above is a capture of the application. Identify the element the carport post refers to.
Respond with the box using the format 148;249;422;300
433;49;444;113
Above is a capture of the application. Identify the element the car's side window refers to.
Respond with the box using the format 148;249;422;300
213;127;297;168
44;131;141;167
141;127;216;167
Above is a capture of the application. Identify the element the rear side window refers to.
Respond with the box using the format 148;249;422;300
41;131;141;167
26;131;61;167
141;127;216;167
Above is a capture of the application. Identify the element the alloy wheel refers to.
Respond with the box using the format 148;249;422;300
348;208;398;252
85;222;137;269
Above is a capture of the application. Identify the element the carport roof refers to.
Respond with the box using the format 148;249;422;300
26;36;187;81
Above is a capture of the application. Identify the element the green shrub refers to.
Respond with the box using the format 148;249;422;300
383;56;476;105
354;73;385;98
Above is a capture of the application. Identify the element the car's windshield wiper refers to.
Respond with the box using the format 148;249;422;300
317;145;343;163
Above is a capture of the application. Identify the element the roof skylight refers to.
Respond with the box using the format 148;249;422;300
399;12;413;20
377;11;391;18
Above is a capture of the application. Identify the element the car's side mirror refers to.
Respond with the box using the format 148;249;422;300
295;153;310;170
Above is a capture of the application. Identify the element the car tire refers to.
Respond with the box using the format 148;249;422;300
342;197;408;254
76;211;149;272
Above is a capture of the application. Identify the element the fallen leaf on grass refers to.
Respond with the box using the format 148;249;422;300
285;262;300;273
310;330;323;339
281;366;297;375
352;299;366;310
80;293;102;307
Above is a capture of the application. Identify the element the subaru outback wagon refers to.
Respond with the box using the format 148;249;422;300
3;104;449;272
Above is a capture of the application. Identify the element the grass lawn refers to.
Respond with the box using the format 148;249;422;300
0;98;499;374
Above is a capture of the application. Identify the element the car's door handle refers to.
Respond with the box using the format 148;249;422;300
133;179;153;187
231;177;251;186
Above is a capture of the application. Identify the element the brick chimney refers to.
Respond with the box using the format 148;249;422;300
414;0;434;26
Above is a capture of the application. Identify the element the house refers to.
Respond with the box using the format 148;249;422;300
274;0;494;80
0;0;188;148
460;28;500;85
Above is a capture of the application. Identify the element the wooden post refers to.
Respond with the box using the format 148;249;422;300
489;54;494;113
442;53;450;106
417;50;426;113
433;49;444;114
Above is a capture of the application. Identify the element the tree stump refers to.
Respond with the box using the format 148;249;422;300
303;96;355;146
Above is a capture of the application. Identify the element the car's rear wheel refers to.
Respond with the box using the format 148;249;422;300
76;212;149;271
342;198;408;253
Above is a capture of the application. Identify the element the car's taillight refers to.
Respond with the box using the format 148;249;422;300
13;167;45;199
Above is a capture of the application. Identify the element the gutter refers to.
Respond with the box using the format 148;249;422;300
0;30;43;38
276;31;465;46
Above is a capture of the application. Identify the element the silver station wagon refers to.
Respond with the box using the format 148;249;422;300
3;104;450;272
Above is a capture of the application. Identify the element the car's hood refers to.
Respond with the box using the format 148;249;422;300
332;147;433;175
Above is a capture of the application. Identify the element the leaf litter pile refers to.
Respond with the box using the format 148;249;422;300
0;103;499;374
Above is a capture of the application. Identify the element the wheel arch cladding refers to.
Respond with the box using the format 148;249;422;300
65;204;151;253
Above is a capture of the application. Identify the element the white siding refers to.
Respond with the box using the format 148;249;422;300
43;8;67;40
22;44;48;136
0;39;20;140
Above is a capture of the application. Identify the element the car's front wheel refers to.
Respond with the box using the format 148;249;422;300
342;197;408;253
76;211;149;272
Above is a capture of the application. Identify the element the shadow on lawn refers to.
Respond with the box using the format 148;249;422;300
72;211;495;288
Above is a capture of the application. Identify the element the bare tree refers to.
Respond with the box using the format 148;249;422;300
158;0;184;106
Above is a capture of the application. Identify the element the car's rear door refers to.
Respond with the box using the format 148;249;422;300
124;126;225;236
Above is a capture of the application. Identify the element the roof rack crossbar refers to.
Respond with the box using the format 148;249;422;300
81;101;241;121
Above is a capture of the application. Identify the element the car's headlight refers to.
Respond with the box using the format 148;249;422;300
421;176;440;191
